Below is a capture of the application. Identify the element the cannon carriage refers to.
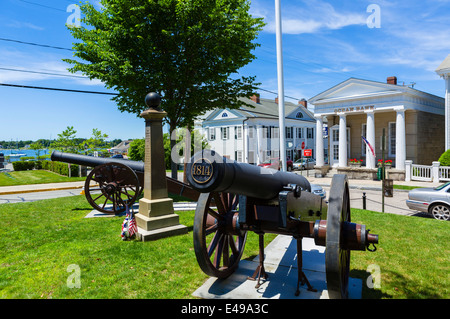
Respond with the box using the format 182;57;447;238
51;151;199;214
187;149;378;299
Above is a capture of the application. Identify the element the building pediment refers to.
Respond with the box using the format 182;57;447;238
204;108;246;123
309;78;403;105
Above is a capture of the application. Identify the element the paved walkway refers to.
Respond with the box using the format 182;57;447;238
0;170;441;216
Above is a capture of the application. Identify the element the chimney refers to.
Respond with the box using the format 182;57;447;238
250;93;260;104
298;98;307;108
387;76;397;85
275;97;279;104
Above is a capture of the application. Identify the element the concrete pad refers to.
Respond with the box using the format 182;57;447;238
192;235;362;299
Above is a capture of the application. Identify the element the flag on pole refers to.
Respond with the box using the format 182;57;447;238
121;205;137;240
362;136;375;156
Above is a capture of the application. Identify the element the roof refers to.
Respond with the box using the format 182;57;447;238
436;54;450;75
238;97;314;120
309;77;443;105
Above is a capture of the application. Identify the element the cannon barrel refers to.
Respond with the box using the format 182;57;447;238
50;150;144;173
186;149;311;200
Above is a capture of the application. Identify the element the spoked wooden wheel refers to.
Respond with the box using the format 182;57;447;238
326;174;351;299
84;162;141;214
193;192;247;278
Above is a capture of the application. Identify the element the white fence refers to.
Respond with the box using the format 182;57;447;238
405;160;450;183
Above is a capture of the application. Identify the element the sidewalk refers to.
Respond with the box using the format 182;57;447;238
0;172;442;196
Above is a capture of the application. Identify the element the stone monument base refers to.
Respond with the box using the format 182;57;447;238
136;197;188;241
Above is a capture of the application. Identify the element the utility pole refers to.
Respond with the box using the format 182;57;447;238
381;128;385;213
275;0;286;171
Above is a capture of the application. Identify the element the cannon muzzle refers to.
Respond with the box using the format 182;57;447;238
186;149;311;200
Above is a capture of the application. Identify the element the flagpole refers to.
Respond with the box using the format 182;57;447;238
275;0;287;171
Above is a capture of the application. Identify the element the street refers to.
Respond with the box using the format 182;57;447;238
0;189;84;204
0;182;430;219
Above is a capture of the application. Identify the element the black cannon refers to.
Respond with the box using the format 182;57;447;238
187;149;378;299
51;151;199;214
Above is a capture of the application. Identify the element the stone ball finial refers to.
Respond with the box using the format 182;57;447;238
145;92;161;110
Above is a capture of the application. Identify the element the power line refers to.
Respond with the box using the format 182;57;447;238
0;37;74;51
17;0;66;12
0;83;117;95
0;67;88;79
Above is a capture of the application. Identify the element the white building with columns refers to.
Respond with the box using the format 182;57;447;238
436;54;450;151
310;76;445;179
195;95;320;164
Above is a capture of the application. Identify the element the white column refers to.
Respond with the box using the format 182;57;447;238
256;125;263;165
338;113;347;167
365;110;376;169
432;161;440;183
243;123;248;163
315;116;325;166
395;108;406;170
405;160;412;181
445;75;450;151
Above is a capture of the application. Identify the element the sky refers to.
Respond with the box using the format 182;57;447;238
1;0;450;142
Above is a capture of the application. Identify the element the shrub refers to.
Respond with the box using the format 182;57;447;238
12;161;35;171
41;160;79;177
438;149;450;166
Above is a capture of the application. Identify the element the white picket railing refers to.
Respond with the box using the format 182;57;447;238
439;166;450;181
405;160;450;183
411;164;432;181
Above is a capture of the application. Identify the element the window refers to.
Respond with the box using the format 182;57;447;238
296;112;303;118
221;127;229;140
222;112;228;118
361;124;367;156
286;149;293;161
389;122;396;157
271;126;279;138
235;150;243;162
333;145;339;161
235;126;242;139
286;127;293;139
296;127;303;139
208;128;216;141
263;126;271;138
248;126;254;138
332;129;339;142
307;128;314;139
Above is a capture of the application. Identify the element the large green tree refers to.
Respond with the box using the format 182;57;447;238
64;0;264;178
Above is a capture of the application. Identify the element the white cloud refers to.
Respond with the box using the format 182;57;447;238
0;48;103;86
254;0;366;34
5;20;44;31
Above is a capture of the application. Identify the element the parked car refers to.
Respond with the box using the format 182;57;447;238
111;154;124;159
258;158;293;171
293;158;316;170
406;182;450;220
311;184;326;198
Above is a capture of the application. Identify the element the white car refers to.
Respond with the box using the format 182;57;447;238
293;158;316;170
311;184;326;198
406;182;450;220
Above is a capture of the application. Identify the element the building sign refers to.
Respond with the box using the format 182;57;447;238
334;105;374;114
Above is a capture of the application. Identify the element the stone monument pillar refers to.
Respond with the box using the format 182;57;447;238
135;92;188;241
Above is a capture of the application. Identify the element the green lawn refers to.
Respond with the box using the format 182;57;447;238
0;195;448;299
0;170;85;186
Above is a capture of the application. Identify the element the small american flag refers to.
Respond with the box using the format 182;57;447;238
121;206;137;240
362;136;375;157
127;210;138;238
